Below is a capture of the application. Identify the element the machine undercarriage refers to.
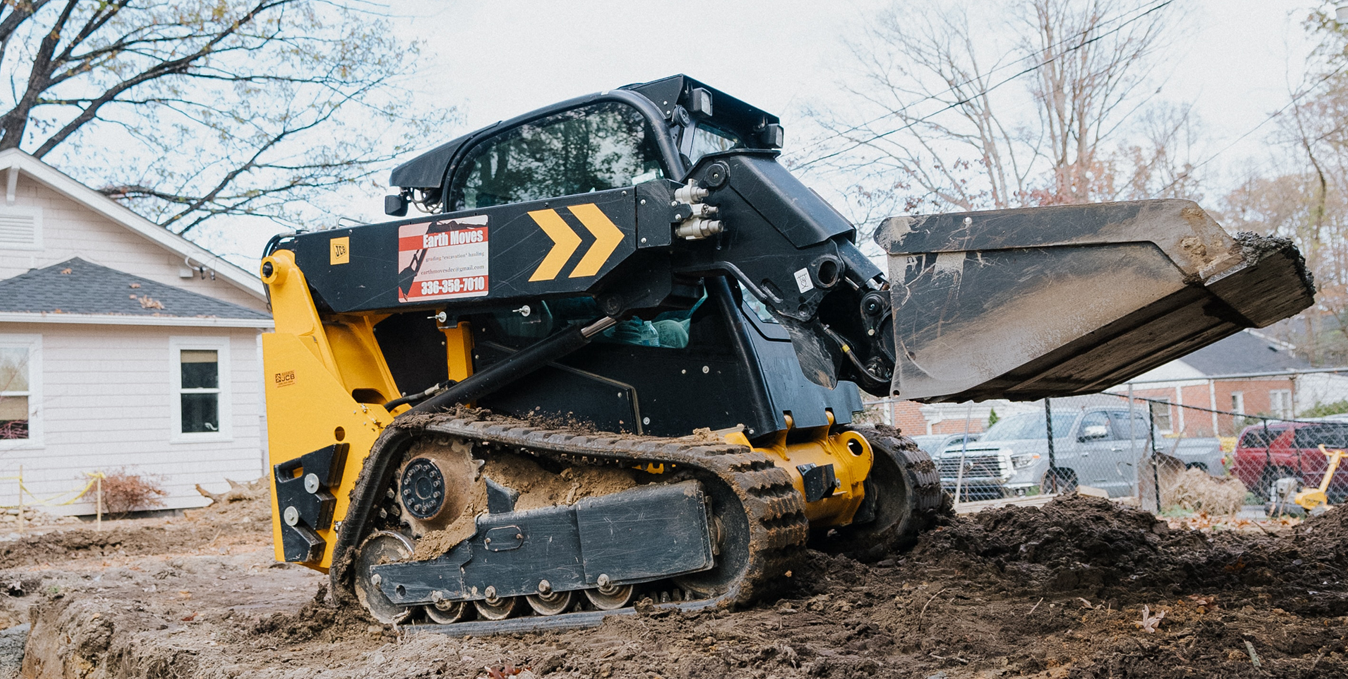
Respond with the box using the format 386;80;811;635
332;411;940;625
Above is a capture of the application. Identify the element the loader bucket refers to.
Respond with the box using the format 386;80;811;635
876;200;1315;403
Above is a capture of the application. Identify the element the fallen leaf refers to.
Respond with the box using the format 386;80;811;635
60;268;71;274
1135;604;1165;633
129;283;140;288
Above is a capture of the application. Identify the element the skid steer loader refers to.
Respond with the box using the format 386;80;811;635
259;75;1315;629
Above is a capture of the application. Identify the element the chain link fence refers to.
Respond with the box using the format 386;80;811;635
868;369;1348;516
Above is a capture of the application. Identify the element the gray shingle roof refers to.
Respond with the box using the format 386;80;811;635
1179;329;1311;376
0;257;270;320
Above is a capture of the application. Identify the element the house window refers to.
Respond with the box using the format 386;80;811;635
1149;399;1172;433
180;350;219;433
1269;389;1293;419
1231;391;1245;415
0;335;39;445
170;337;230;441
0;347;30;439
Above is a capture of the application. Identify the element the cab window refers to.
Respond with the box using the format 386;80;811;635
687;123;741;165
450;102;665;210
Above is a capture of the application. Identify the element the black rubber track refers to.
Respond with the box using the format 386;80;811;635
331;411;812;617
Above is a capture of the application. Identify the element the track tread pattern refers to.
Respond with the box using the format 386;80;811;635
380;413;811;607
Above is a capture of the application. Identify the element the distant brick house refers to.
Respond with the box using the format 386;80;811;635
0;149;272;514
875;329;1348;438
1119;330;1348;437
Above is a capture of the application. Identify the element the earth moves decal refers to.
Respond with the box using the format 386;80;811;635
397;216;489;303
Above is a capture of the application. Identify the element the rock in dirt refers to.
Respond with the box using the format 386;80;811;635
0;624;26;679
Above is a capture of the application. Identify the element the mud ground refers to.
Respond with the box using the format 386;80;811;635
2;487;1345;678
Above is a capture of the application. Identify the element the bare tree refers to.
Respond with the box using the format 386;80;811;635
1024;0;1170;204
1219;9;1348;365
800;0;1184;220
1117;102;1205;202
0;0;449;234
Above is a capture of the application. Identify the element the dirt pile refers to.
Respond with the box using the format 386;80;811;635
891;494;1348;616
1165;467;1248;516
7;490;1347;678
187;477;271;524
896;494;1200;595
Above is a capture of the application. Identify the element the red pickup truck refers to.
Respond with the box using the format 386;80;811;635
1233;420;1348;501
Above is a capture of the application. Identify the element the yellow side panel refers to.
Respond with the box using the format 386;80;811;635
326;318;400;403
264;333;389;571
443;322;474;383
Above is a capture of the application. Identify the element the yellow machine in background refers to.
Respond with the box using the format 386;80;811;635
1294;445;1346;513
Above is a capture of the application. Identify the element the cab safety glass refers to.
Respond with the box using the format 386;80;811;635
451;102;665;210
687;123;741;165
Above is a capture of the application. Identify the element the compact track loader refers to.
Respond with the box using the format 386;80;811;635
259;75;1315;629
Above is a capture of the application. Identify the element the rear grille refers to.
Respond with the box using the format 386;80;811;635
939;455;1006;480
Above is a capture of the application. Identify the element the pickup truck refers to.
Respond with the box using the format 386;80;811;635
937;405;1224;500
1232;418;1348;502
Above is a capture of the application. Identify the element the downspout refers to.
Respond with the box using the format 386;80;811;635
1208;378;1219;436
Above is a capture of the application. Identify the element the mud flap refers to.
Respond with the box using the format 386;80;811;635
876;200;1315;402
372;481;715;606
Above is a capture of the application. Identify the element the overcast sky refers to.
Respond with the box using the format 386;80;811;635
389;0;1320;168
205;0;1328;264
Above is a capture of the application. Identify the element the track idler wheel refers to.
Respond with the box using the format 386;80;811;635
526;587;575;616
584;581;635;610
473;589;523;620
353;531;415;624
424;595;469;624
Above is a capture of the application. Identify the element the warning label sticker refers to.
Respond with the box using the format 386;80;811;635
397;215;489;303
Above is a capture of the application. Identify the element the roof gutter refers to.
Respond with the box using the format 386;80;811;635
0;311;273;329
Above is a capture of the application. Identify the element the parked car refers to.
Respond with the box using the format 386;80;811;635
1232;420;1348;502
936;406;1223;501
911;433;980;458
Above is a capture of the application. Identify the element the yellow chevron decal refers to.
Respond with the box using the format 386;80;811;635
567;203;625;278
527;208;582;282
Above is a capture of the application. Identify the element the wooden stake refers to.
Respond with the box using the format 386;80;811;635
16;465;22;535
96;475;102;530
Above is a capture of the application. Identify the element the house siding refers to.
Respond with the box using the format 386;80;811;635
0;174;265;312
0;323;263;514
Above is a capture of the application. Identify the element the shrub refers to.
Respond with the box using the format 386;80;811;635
99;469;168;518
1301;400;1348;419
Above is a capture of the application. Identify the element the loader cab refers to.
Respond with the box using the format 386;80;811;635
389;75;782;215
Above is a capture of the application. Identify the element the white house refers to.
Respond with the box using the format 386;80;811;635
0;149;273;514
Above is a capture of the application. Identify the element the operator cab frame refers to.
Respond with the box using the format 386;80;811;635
386;75;783;217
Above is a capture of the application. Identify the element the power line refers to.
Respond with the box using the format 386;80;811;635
795;0;1175;171
793;0;1172;160
1157;63;1348;195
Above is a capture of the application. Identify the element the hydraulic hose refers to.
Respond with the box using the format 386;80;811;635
409;316;617;414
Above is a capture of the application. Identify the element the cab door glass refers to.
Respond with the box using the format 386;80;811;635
450;102;665;210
